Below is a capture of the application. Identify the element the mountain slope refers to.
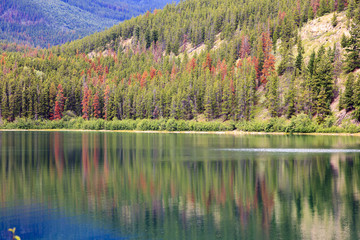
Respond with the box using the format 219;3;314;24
2;0;360;132
0;0;175;47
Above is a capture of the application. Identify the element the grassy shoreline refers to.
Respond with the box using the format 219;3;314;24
1;128;360;136
1;115;360;136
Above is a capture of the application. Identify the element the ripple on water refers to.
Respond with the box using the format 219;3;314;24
216;148;360;153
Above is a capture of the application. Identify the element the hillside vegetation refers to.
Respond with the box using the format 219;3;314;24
0;0;174;47
1;0;360;132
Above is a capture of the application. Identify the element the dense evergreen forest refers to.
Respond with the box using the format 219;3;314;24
1;0;360;132
0;0;174;47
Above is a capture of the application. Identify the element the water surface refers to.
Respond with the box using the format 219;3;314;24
1;131;360;239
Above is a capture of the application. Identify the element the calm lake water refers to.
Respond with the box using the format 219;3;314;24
1;131;360;239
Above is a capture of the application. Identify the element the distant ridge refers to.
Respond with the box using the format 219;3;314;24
0;0;176;47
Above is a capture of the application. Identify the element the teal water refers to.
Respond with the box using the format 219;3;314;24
1;131;360;239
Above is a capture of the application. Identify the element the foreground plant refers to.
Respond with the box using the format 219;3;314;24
8;228;21;240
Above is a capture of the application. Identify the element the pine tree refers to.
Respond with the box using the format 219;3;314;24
295;39;304;72
308;5;314;20
339;89;344;111
54;84;65;120
140;70;148;88
49;82;56;120
260;31;275;85
145;29;152;49
1;82;9;120
347;0;356;19
308;51;316;76
82;86;91;120
8;87;15;122
313;50;334;103
331;13;338;27
93;91;101;118
256;37;264;81
277;16;295;75
261;54;276;84
236;57;256;120
204;82;213;120
344;14;360;72
239;35;251;59
338;0;346;11
221;79;231;119
317;0;329;16
344;74;355;112
316;86;330;123
353;76;360;120
266;74;280;117
286;73;296;118
54;101;61;120
104;85;110;120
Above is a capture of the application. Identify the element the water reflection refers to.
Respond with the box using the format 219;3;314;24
1;131;360;239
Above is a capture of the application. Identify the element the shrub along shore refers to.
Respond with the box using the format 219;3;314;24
1;114;360;134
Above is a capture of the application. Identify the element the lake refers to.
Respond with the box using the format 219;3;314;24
1;131;360;239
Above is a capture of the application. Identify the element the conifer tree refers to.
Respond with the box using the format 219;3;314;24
347;0;356;19
339;89;344;111
54;84;65;120
49;82;57;120
82;86;91;120
316;86;330;123
286;73;296;118
277;16;295;75
267;74;280;117
221;79;231;119
344;10;360;73
313;47;334;104
236;57;256;120
318;0;329;16
295;39;304;73
308;5;314;21
353;76;360;120
338;0;346;11
308;51;316;76
93;91;101;118
104;85;110;120
204;81;213;120
1;83;9;120
344;74;355;112
331;12;338;27
256;37;264;81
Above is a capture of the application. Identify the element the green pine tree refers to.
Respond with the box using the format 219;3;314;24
331;13;338;27
339;89;344;111
295;39;304;73
267;74;280;117
344;74;355;112
344;10;360;72
316;86;330;123
286;73;296;118
353;76;360;120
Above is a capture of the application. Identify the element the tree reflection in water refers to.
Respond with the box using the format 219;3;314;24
1;131;360;239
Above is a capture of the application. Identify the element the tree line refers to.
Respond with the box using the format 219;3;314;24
1;0;360;125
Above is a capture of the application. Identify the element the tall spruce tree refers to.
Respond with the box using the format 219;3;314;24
313;47;334;104
295;39;304;73
316;86;330;123
353;76;360;120
267;74;280;117
344;74;355;112
286;73;296;118
277;16;295;75
344;8;360;73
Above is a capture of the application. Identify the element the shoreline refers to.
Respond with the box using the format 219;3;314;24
1;128;360;136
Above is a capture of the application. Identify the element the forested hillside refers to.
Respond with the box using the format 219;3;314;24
0;0;174;47
1;0;360;132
